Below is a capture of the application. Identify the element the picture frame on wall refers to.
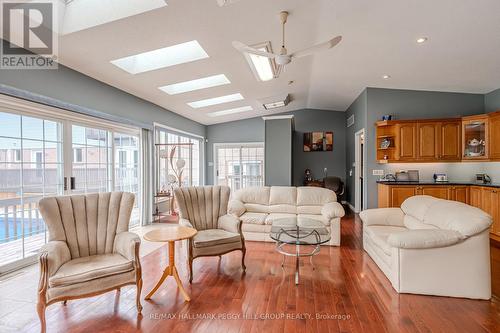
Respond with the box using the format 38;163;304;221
303;131;333;152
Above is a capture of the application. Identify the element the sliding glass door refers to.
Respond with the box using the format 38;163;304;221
214;143;264;190
0;112;64;268
0;108;142;271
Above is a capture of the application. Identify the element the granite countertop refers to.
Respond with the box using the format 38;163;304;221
376;180;500;188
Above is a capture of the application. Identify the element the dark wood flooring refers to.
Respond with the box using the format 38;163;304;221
24;212;500;332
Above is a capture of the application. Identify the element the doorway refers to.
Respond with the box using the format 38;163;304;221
354;129;366;213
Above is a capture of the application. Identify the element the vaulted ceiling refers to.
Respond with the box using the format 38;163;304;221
53;0;500;124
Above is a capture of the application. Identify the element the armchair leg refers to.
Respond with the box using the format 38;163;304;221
241;246;247;272
188;257;194;283
63;300;67;305
134;241;143;314
37;300;46;333
136;278;143;314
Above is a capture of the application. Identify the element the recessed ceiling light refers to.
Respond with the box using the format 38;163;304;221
382;74;391;79
159;74;230;95
187;93;244;108
416;37;428;44
243;41;276;82
208;106;253;117
110;40;208;74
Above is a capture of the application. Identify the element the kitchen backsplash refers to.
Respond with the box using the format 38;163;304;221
379;162;500;182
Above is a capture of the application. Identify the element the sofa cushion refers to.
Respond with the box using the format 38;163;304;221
269;186;297;205
240;212;267;225
387;229;463;249
242;223;272;233
269;204;297;214
297;187;336;205
422;200;492;237
244;203;270;214
193;229;241;248
404;215;438;230
265;213;297;225
297;205;323;215
49;254;133;288
298;214;330;226
364;225;407;256
233;186;270;205
401;195;438;221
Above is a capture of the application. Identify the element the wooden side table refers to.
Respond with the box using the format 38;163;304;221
144;226;197;301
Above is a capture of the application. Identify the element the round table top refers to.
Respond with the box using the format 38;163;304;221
144;226;197;242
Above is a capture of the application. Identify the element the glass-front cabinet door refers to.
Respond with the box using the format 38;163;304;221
462;115;489;160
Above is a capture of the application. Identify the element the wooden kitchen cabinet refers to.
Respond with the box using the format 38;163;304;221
469;186;483;208
417;186;449;199
417;123;439;160
489;111;500;160
440;121;462;160
448;186;469;203
462;114;489;160
390;186;418;207
397;123;417;160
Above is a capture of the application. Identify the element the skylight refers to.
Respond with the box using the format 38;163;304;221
110;40;208;74
208;106;253;117
244;42;276;82
159;74;230;95
188;93;244;108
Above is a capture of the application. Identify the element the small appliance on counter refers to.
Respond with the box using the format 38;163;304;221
380;173;396;181
476;173;491;184
433;173;448;182
394;170;419;182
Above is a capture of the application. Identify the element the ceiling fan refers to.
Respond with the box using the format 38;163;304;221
232;11;342;78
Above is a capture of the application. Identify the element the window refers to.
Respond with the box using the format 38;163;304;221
215;143;264;190
73;147;83;162
155;126;202;190
0;100;143;272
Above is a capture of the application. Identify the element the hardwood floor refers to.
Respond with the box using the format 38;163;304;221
22;212;500;333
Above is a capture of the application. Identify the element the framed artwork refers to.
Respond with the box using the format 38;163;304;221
303;132;333;152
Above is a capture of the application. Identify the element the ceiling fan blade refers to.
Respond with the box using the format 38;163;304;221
290;35;342;59
232;41;276;58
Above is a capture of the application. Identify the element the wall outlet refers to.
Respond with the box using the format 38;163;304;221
372;169;384;176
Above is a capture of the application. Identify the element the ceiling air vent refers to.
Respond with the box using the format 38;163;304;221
347;115;354;128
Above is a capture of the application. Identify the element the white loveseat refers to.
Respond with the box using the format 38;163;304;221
228;186;345;246
360;195;492;300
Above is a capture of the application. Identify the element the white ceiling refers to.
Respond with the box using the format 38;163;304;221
55;0;500;125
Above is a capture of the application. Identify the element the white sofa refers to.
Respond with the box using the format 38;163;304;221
360;195;492;300
228;186;345;246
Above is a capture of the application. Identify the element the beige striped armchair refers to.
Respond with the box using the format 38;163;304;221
174;186;246;283
37;192;142;333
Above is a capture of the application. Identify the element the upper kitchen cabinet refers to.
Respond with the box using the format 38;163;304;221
462;114;488;160
489;111;500;160
417;122;439;160
440;121;462;160
397;122;417;161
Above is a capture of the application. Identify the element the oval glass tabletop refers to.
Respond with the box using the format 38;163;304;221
270;217;331;245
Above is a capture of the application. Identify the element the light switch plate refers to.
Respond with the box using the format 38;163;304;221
208;162;214;167
372;169;384;176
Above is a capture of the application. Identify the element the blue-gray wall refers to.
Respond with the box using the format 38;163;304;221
205;109;347;188
485;88;500;113
345;90;367;206
265;118;293;186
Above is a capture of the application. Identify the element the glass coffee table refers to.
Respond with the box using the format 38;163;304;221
270;217;331;285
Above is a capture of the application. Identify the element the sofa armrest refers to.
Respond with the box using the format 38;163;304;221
321;202;345;220
218;214;242;234
114;231;141;261
359;208;405;227
179;218;194;229
228;199;246;217
39;241;71;277
387;229;464;249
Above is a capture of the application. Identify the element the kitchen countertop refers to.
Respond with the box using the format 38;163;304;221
376;180;500;188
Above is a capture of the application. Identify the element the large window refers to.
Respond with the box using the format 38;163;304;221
155;126;202;189
214;143;264;190
0;102;143;272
